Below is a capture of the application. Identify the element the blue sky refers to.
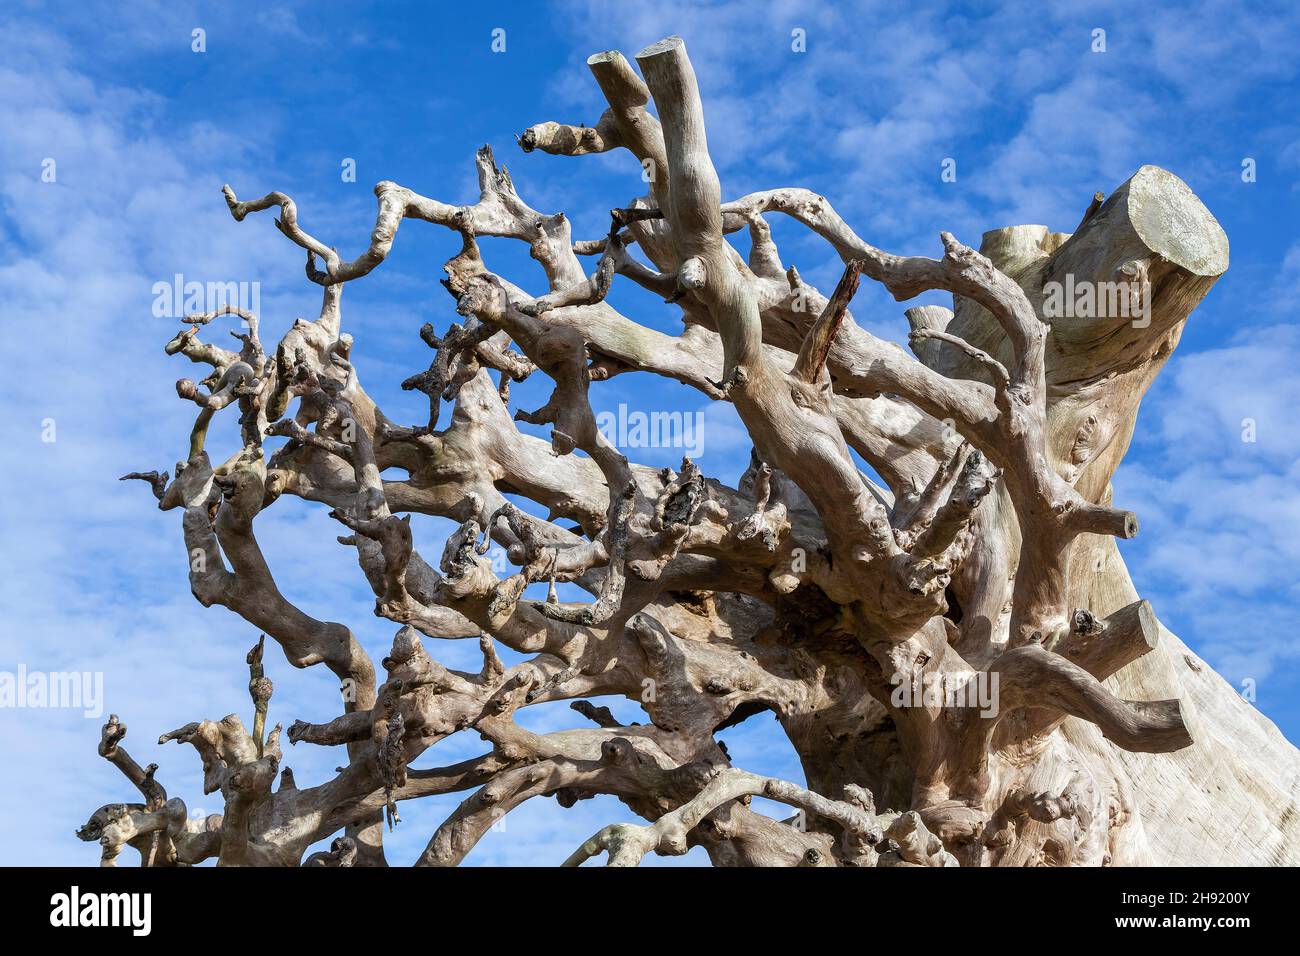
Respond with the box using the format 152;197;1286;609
1;0;1298;866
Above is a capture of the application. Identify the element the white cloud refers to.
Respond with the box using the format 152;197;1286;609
1116;321;1300;689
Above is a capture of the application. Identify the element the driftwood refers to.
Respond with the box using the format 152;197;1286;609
85;36;1296;868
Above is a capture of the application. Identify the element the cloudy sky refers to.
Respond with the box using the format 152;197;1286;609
1;0;1297;865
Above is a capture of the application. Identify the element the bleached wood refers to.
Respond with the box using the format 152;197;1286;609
86;36;1298;869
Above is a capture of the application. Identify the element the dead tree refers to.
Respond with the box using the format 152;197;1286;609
88;36;1252;867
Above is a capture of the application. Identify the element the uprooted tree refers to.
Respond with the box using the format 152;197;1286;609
83;36;1241;867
